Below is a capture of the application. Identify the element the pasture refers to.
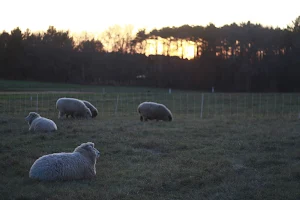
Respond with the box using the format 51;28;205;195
0;80;300;200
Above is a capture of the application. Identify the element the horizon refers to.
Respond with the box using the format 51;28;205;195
1;0;299;36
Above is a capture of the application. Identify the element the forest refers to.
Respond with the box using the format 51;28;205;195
0;16;300;92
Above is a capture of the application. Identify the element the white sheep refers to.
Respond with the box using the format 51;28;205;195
137;101;173;122
66;100;98;119
29;142;100;181
56;97;92;119
25;112;57;133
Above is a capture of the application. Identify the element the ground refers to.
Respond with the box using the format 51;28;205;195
0;80;299;200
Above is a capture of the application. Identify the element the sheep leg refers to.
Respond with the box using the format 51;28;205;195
58;111;65;119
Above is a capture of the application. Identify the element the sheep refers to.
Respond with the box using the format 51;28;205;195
137;101;173;122
56;97;92;119
25;112;57;133
66;100;98;118
82;100;98;118
29;142;101;181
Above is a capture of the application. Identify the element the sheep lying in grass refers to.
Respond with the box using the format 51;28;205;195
56;97;92;119
25;112;57;133
29;142;101;181
137;102;173;122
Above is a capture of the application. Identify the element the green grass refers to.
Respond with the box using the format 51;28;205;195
0;80;300;199
0;116;300;200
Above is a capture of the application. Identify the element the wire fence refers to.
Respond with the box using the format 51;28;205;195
0;92;299;133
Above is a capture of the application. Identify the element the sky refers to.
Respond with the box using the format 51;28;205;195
1;0;299;35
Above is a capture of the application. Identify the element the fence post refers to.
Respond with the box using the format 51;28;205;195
275;94;277;116
298;96;300;119
47;93;50;117
214;93;217;117
236;94;238;117
36;94;39;112
244;94;246;117
132;93;135;116
179;93;182;115
266;95;269;117
19;94;22;115
8;95;10;115
40;93;43;114
115;95;119;116
259;93;261;116
186;94;188;118
222;93;224;118
120;94;123;115
282;94;284;117
172;94;175;116
289;94;292;119
193;94;195;119
230;94;232;116
200;93;204;119
126;93;129;116
208;94;210;117
251;93;253;118
24;94;26;115
101;94;104;117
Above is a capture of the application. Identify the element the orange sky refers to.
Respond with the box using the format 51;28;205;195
1;0;299;59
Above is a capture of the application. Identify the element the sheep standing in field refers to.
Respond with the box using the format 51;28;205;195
56;97;92;119
137;101;173;122
25;112;57;133
66;100;98;118
29;142;101;181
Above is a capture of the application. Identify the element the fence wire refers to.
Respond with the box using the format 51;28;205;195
0;92;299;133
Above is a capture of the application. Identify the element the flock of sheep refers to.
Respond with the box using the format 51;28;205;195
25;97;173;181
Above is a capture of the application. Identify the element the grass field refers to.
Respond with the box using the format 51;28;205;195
0;80;300;200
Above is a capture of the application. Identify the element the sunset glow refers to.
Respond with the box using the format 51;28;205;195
145;39;196;59
1;0;299;59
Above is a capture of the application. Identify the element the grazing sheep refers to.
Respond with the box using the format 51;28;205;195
25;112;57;133
65;100;98;118
56;97;92;119
82;100;98;118
29;142;101;181
137;101;173;122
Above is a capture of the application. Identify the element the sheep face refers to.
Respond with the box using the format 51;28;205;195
168;114;173;121
75;142;100;161
86;110;93;119
82;100;98;118
91;110;98;118
25;112;40;125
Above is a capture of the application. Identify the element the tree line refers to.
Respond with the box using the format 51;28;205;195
0;16;300;92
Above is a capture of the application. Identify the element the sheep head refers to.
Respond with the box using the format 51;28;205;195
75;142;100;162
25;112;41;125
